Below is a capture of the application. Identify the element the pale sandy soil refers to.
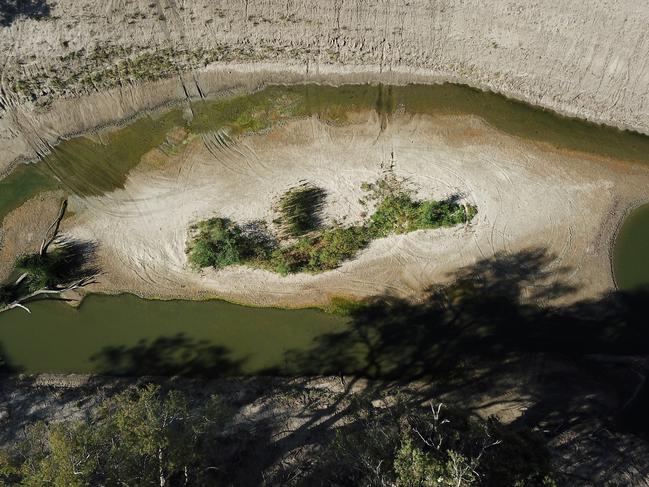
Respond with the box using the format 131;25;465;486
53;110;649;307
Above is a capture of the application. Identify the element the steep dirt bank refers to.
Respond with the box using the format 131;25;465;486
2;0;649;174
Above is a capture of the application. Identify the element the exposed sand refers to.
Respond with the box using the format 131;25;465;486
54;110;649;307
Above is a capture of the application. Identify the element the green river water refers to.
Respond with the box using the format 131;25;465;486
1;83;649;376
613;204;649;290
0;294;349;375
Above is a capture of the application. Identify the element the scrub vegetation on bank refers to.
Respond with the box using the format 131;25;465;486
0;384;556;486
187;177;477;275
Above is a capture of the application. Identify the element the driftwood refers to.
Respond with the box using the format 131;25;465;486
0;198;97;314
0;276;96;314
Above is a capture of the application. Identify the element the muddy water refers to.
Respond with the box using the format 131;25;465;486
0;294;349;375
613;204;649;290
2;83;649;375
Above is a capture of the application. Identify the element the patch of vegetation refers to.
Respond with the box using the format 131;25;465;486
15;253;62;292
0;385;235;486
362;176;477;237
187;178;477;275
267;225;371;274
321;296;369;315
0;385;556;486
0;239;98;310
310;398;557;487
186;218;272;270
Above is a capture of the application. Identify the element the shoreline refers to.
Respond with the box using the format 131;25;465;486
4;61;649;179
63;289;361;315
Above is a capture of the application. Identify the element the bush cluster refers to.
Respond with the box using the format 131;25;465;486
187;218;271;269
313;398;558;487
187;180;477;275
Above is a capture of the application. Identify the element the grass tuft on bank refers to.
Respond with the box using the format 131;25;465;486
187;178;477;275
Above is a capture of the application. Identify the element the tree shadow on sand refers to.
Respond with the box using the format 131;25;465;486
0;0;50;27
279;247;648;374
269;248;649;444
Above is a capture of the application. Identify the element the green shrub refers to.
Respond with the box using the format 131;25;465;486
187;218;245;269
307;226;370;271
0;386;232;486
186;218;273;270
313;399;556;487
187;179;477;275
15;254;55;292
370;193;477;236
268;236;314;275
369;193;422;236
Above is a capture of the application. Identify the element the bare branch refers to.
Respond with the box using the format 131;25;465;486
40;198;68;257
0;276;97;314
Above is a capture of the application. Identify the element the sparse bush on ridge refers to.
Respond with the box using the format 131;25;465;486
186;178;477;275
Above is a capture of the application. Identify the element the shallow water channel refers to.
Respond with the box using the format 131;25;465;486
1;83;649;375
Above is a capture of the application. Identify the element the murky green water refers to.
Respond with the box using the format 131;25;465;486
2;83;649;375
0;294;349;375
614;204;649;290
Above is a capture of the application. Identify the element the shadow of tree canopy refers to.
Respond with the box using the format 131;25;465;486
37;238;100;284
83;247;649;444
267;247;649;442
0;342;18;374
90;333;244;377
0;0;50;26
276;181;327;237
277;248;649;379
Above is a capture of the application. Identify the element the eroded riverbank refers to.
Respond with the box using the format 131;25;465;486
3;1;649;175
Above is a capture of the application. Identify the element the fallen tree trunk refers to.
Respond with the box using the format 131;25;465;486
0;276;96;314
0;197;97;315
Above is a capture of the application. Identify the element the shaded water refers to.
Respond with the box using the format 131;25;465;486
614;204;649;290
2;83;649;375
0;294;348;375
